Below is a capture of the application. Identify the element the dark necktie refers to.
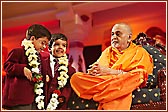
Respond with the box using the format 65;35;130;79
54;59;59;74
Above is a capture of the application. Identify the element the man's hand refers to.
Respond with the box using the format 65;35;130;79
24;67;32;81
87;63;101;76
87;63;126;76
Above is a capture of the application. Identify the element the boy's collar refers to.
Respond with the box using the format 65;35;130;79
50;54;57;62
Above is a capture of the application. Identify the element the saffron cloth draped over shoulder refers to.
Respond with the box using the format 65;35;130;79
70;42;153;110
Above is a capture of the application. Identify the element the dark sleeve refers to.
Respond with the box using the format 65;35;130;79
3;48;27;77
40;54;50;108
40;52;50;79
67;65;76;87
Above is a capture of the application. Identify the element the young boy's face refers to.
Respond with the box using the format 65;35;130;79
32;36;49;53
51;39;67;58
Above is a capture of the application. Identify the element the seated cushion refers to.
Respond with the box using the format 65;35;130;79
143;45;166;88
143;45;166;67
67;92;98;110
132;88;160;105
145;75;156;88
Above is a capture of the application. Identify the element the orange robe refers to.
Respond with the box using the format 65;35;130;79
70;42;153;110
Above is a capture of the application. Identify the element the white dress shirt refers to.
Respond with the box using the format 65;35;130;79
50;54;56;78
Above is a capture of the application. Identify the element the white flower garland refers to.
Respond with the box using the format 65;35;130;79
46;54;69;110
21;39;69;110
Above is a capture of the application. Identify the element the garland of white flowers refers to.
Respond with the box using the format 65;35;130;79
46;54;69;110
21;39;69;110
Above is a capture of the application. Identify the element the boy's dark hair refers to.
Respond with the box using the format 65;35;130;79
26;24;51;40
48;33;68;48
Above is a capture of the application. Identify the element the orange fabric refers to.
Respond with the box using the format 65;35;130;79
70;42;153;110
